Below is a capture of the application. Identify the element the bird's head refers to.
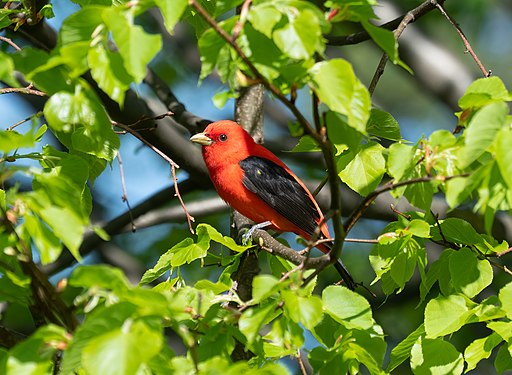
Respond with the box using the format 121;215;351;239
190;120;255;154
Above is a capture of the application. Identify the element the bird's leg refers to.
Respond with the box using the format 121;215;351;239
242;221;272;245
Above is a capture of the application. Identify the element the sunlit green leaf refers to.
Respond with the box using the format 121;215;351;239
458;76;511;109
459;101;508;168
338;142;385;196
154;0;187;33
310;59;370;133
82;321;162;375
424;295;470;338
464;332;502;372
103;7;162;83
449;247;492;298
322;285;374;330
273;9;322;60
88;43;132;106
411;336;463;375
499;282;512;319
387;324;425;372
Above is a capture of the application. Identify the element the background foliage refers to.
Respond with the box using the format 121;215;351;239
1;0;512;374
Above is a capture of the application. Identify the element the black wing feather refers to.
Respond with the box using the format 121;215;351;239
239;156;320;235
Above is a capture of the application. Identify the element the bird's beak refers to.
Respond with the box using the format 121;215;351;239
190;132;213;146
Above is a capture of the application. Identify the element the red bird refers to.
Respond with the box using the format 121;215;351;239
190;120;355;290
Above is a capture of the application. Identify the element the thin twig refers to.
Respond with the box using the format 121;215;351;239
431;210;448;244
112;120;196;233
391;204;412;220
0;85;47;97
171;162;195;233
121;111;173;130
116;152;136;232
344;174;469;234
7;111;44;131
345;238;379;244
0;35;22;51
432;0;490;77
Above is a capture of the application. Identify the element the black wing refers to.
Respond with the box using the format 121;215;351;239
239;156;320;235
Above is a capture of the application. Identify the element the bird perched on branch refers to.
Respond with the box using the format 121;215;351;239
190;120;355;290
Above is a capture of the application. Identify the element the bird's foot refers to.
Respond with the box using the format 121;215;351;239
242;221;272;245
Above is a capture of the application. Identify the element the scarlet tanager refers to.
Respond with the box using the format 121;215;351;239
190;120;355;290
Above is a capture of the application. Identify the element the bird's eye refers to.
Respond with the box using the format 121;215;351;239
219;134;228;142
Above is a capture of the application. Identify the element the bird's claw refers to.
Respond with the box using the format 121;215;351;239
241;221;272;246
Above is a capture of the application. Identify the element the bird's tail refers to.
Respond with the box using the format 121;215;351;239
318;241;356;290
334;259;356;291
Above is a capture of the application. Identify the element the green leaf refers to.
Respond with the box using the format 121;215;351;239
432;218;483;246
197;223;249;252
88;43;132;107
290;135;321;152
24;214;62;265
59;6;106;45
198;18;236;81
310;59;370;133
499;282;512;319
7;325;68;375
0;270;31;304
282;290;323;330
0;51;16;87
247;4;281;38
252;275;281;303
458;76;511;109
140;233;210;285
407;219;430;238
69;265;130;292
495;344;512;374
338;142;385;196
61;302;138;373
464;332;502;372
458;101;508;168
82;320;162;375
424;295;470;338
326;110;363;155
367;108;401;141
449;247;492;298
387;143;416;181
30;201;85;261
322;285;374;330
239;302;280;345
495;127;512;189
273;9;322;60
0;128;39;153
103;7;162;83
154;0;188;33
488;321;512;342
387;324;425;372
44;87;120;161
411;337;464;375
